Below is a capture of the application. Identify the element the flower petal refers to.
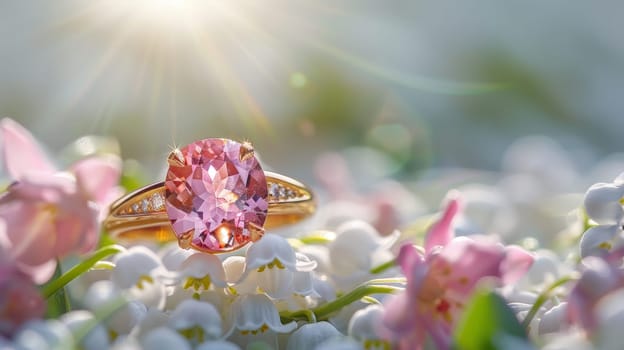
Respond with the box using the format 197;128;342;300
70;155;122;206
579;225;622;258
0;118;56;179
500;245;534;284
245;234;296;271
425;192;461;254
584;182;624;225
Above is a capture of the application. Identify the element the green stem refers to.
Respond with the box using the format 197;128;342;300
280;283;402;323
41;245;126;299
369;258;397;274
521;276;576;329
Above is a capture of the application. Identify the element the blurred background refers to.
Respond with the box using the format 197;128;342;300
2;0;624;188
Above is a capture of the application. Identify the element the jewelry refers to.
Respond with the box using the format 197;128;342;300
104;138;315;253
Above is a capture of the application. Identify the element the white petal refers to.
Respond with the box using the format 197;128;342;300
245;234;297;271
83;280;147;334
258;268;294;299
614;172;624;186
230;294;296;333
140;327;191;350
538;303;567;335
125;280;167;310
196;340;241;350
159;243;194;271
14;320;74;350
286;322;342;350
584;182;624;225
293;270;320;297
579;225;621;257
61;311;110;350
348;304;385;341
112;247;163;289
130;309;169;339
295;253;318;272
329;221;381;276
178;253;227;287
223;256;246;284
169;300;222;339
596;289;624;350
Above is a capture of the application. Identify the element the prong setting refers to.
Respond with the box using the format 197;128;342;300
178;229;193;249
239;142;255;161
249;222;265;242
168;149;185;167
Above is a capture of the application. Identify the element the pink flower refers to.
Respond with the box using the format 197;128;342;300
382;192;534;350
0;118;122;283
0;254;46;336
567;249;624;332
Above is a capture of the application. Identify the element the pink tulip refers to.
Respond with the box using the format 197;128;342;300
0;118;122;284
382;192;534;350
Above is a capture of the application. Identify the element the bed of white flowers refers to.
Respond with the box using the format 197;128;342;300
1;118;624;350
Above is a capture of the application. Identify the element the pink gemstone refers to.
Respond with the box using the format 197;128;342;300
164;139;268;253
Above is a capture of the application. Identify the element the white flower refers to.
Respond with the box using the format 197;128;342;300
229;294;296;334
196;340;241;350
286;322;342;350
580;225;624;258
538;303;568;335
159;243;194;271
13;320;74;350
176;252;227;293
130;309;169;339
140;327;191;350
348;305;390;349
83;280;147;335
111;246;167;309
168;299;222;343
60;310;110;350
328;220;397;290
312;337;363;350
584;181;624;225
230;234;317;299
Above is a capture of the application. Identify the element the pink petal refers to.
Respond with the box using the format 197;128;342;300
425;192;462;254
500;245;534;284
15;259;57;285
383;292;417;335
438;237;506;294
397;244;424;278
0;118;55;179
70;155;122;206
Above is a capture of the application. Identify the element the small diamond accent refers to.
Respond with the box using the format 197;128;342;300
132;203;140;213
151;193;164;210
141;199;149;212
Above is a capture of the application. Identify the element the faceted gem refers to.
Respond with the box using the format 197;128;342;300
164;139;268;253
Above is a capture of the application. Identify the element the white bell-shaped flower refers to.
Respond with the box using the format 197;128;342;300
584;182;624;225
229;294;296;334
141;327;191;350
60;310;110;350
111;246;167;309
159;243;194;271
176;253;227;293
286;322;342;350
83;280;147;335
130;309;169;339
232;234;317;299
169;299;222;343
328;220;397;290
580;225;624;257
227;294;296;347
348;305;391;349
13;320;74;350
312;337;363;350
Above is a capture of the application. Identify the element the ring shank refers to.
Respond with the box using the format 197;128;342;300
103;172;315;243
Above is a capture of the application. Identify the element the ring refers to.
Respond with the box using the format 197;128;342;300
103;138;315;253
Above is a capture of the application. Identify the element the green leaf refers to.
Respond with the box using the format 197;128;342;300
453;290;533;350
